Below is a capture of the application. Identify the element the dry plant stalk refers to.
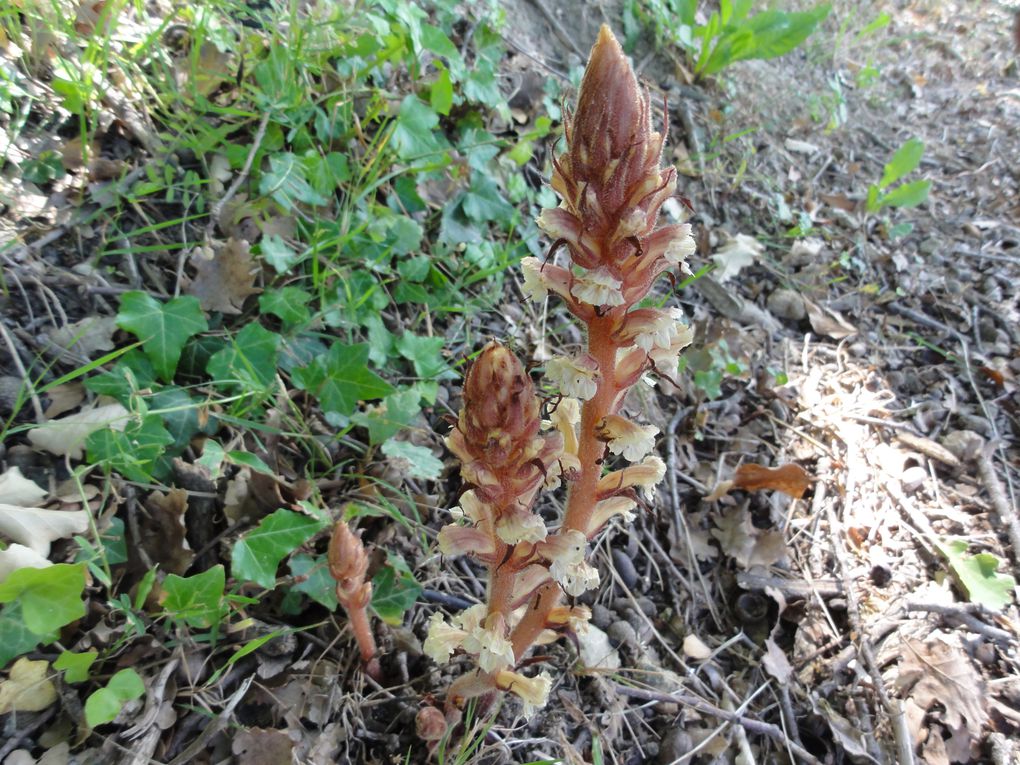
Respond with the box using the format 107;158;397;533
328;519;381;678
425;25;695;715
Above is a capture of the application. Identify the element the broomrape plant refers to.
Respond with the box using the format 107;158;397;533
424;26;696;717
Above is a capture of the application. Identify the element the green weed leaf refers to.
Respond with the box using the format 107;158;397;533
231;509;325;590
396;333;451;381
939;539;1015;611
0;563;87;635
117;292;208;382
880;138;924;189
85;668;145;728
86;415;173;483
292;342;394;418
877;179;931;209
162;565;228;629
288;553;338;610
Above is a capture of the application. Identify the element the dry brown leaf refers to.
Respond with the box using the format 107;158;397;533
48;316;118;358
0;467;47;507
142;489;194;575
711;233;764;284
803;298;857;339
683;634;713;660
734;463;811;499
185;238;261;314
27;402;129;459
895;635;988;764
0;659;58;714
231;727;294;765
762;637;793;683
43;383;85;420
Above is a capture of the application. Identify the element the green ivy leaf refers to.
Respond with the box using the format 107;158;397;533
430;67;453;116
259;152;329;211
380;439;443;481
371;554;421;626
0;603;55;669
260;287;312;326
86;415;173;483
938;538;1016;611
227;450;274;475
390;95;441;160
288;553;338;610
162;564;228;629
54;650;98;683
396;333;451;381
260;234;302;274
350;389;421;445
292;342;394;418
117;292;208;382
231;509;325;590
207;323;281;392
461;172;515;224
85;668;145;728
0;564;87;635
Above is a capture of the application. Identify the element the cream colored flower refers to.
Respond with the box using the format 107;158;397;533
540;530;600;596
664;224;696;265
627;307;686;352
462;613;515;673
597;455;666;498
570;267;625;307
495;669;552;717
423;613;467;664
520;257;549;302
590;496;637;532
495;506;548;545
545;355;599;400
649;324;695;377
597;414;659;461
438;524;495;558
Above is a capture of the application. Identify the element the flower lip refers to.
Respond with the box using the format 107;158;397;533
545;355;599;401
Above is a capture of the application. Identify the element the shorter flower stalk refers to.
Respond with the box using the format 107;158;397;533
328;519;381;679
428;24;694;719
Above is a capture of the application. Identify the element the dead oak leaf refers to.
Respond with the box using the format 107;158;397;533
894;635;988;764
185;238;261;315
142;489;194;575
734;463;811;499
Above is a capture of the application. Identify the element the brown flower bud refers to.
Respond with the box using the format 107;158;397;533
328;519;371;608
462;342;540;462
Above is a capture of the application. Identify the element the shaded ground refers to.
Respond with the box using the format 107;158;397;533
1;0;1019;763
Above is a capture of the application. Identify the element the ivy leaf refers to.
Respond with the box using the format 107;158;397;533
292;342;394;418
260;234;302;274
390;95;441;160
259;152;329;211
0;564;86;635
0;603;55;669
86;415;173;483
162;565;228;629
396;333;452;381
207;323;281;392
117;292;208;382
54;650;98;683
371;554;422;625
231;509;325;590
288;553;338;610
260;287;312;326
350;389;421;445
380;440;443;481
461;172;515;225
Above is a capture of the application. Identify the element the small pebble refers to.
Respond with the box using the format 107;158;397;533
590;603;613;630
611;548;640;589
900;465;928;492
942;430;984;462
606;619;638;650
657;728;693;764
766;288;807;321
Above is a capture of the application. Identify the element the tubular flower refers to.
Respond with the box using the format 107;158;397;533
596;414;659;461
495;669;552;717
648;323;695;377
619;307;688;352
545;355;600;400
570;267;626;307
438;524;496;559
462;613;516;674
590;496;638;533
520;257;573;305
598;455;667;498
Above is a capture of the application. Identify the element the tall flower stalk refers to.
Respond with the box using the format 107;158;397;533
426;25;695;717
